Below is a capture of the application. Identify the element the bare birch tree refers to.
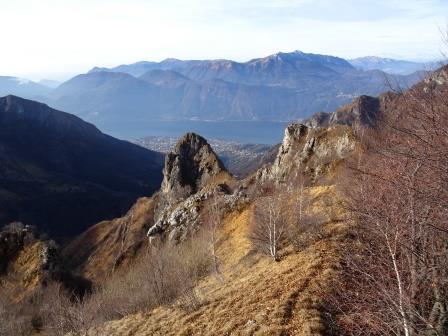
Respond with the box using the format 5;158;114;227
202;194;224;281
250;195;286;261
333;65;448;336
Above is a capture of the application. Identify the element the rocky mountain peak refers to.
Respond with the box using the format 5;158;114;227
161;132;227;203
146;133;236;242
304;95;381;128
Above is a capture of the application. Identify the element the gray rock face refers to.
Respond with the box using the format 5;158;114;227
304;95;381;128
271;123;309;175
147;133;234;241
161;132;226;203
259;122;356;181
148;184;248;243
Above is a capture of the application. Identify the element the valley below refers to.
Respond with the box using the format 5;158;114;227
133;135;276;178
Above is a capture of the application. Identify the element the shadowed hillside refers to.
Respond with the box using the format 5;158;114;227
0;95;164;240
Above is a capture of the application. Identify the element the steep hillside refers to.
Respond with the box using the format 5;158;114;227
0;95;163;240
94;186;345;336
0;223;90;299
64;133;236;281
62;197;156;282
81;121;356;335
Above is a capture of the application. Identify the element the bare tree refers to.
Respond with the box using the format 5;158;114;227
290;172;311;223
333;65;448;336
250;194;287;261
204;195;224;280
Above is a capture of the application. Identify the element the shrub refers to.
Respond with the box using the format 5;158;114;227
42;235;211;335
0;286;37;336
288;213;325;252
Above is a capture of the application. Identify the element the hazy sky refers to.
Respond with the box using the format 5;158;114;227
0;0;447;80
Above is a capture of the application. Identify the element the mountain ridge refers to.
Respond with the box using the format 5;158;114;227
0;76;51;100
0;95;164;239
349;56;440;75
45;51;422;134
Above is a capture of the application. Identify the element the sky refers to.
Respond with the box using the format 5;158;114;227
0;0;447;81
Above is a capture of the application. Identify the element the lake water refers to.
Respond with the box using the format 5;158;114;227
100;120;290;145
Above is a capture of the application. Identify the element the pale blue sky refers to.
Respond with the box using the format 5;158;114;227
0;0;446;80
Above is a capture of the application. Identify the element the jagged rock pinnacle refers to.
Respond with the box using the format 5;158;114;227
161;132;226;203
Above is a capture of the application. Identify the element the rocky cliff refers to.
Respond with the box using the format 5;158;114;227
160;133;227;203
304;94;398;128
258;123;356;182
148;133;237;241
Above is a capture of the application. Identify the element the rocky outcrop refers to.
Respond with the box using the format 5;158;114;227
330;95;381;127
0;223;35;274
148;184;246;243
305;95;382;128
147;133;238;241
161;133;227;203
0;223;91;297
259;123;356;181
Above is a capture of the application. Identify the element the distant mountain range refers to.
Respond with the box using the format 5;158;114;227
0;95;163;240
0;52;435;138
0;76;51;100
91;54;436;78
38;79;61;88
349;56;440;75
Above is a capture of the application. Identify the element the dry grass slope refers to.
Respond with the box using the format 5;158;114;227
63;197;156;282
1;241;48;300
90;185;344;336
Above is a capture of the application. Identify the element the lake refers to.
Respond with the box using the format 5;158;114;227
100;120;290;145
